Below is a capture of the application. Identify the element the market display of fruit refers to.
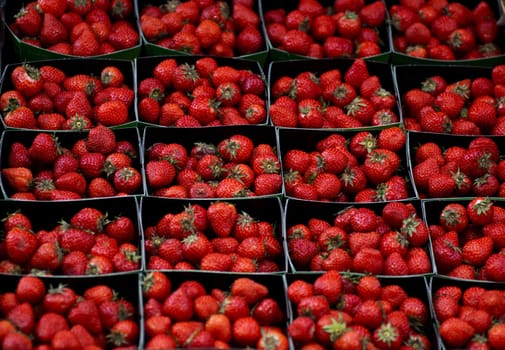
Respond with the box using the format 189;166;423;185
262;0;389;59
6;0;140;57
269;58;400;128
141;272;288;349
138;0;266;58
136;56;267;126
0;59;136;129
2;0;505;348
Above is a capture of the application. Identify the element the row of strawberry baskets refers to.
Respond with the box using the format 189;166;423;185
1;54;505;132
1;0;505;68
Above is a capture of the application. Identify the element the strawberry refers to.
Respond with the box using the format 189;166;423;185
488;323;505;349
462;236;494;267
5;227;38;265
335;11;361;39
113;166;141;194
85;125;116;155
112;243;141;272
67;298;102;335
7;302;36;334
467;197;494;226
145;160;175;189
439;317;475;348
40;13;69;47
2;167;33;193
108;20;139;50
230;277;268;307
13;3;42;37
359;1;386;27
11;64;44;98
344;59;369;89
94;100;130;126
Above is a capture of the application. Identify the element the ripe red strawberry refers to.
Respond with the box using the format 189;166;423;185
344;59;370;89
462;236;494;267
360;0;386;27
467;197;494;226
11;64;44;98
439;317;475;348
13;3;42;37
68;298;103;335
29;133;60;165
2;167;34;193
112;243;141;272
5;227;38;264
85;125;117;155
145;160;176;189
94;99;129;126
113;166;142;194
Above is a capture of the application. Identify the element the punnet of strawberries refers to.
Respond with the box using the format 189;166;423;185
141;271;288;349
136;56;267;127
0;197;141;275
138;0;266;57
262;0;389;59
424;197;505;282
142;197;285;272
409;133;505;198
285;199;433;275
143;126;282;198
398;64;505;135
269;58;400;129
287;271;435;349
388;0;504;60
0;126;143;200
0;59;135;130
280;126;413;202
431;277;505;349
6;0;139;57
0;274;140;349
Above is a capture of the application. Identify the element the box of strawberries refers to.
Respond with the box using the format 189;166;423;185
140;195;286;273
0;126;144;200
286;271;439;349
0;272;142;348
0;196;142;276
260;0;392;62
140;270;289;349
430;275;505;349
136;0;269;65
2;0;142;61
0;58;137;130
386;0;505;66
